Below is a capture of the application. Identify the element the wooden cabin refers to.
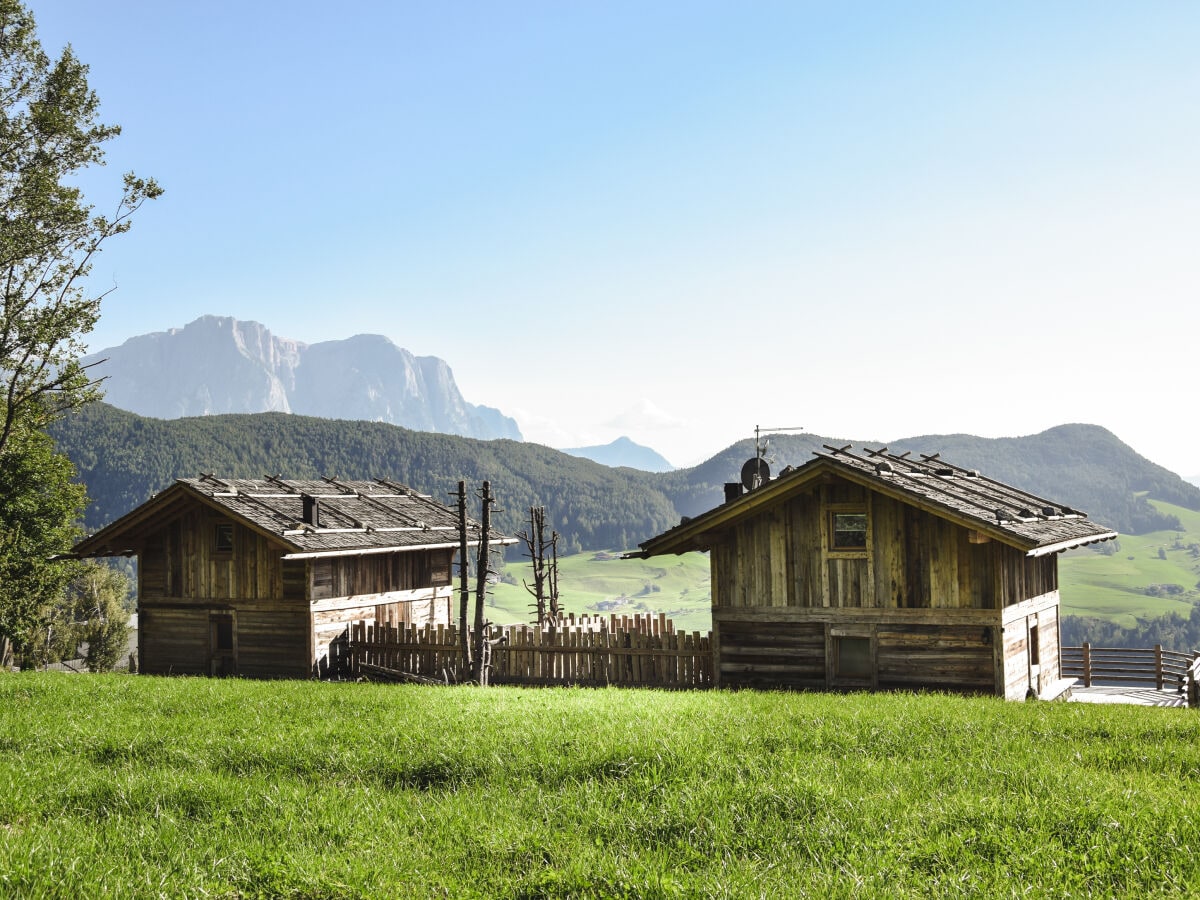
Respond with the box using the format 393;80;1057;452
634;447;1117;700
70;476;515;678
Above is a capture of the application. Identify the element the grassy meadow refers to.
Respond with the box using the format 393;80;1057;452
3;673;1200;898
489;550;713;633
1059;499;1200;628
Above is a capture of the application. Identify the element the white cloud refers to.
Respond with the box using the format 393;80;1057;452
604;398;687;432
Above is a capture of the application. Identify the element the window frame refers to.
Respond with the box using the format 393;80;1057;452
828;505;869;556
214;521;235;556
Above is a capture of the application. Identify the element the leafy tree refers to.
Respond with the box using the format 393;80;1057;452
0;1;161;454
17;558;130;671
75;560;131;672
0;424;84;660
0;1;158;661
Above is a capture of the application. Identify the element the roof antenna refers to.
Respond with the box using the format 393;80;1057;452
742;424;805;491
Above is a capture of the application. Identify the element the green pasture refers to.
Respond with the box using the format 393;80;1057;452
1060;499;1200;627
3;673;1200;898
489;550;713;633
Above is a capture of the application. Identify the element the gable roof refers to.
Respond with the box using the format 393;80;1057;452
71;476;516;560
635;445;1117;558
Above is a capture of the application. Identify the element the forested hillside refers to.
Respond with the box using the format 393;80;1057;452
51;407;1200;551
50;404;677;553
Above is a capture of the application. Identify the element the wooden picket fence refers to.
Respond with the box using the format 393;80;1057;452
347;613;713;689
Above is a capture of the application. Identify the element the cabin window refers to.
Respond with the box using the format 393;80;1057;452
1029;624;1040;665
835;636;872;680
214;522;234;554
212;614;234;651
312;560;334;600
830;511;867;550
430;552;451;587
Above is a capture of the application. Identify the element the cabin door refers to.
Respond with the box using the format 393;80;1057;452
209;613;237;676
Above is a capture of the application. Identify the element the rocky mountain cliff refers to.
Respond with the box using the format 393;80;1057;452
81;316;521;441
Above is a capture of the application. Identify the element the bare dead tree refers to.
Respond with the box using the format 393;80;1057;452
519;506;562;628
471;480;494;684
520;506;548;625
548;526;561;621
455;480;471;677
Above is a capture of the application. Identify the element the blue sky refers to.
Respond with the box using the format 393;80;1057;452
31;2;1200;475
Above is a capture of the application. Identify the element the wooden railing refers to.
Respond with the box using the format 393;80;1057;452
348;613;713;689
1061;644;1200;706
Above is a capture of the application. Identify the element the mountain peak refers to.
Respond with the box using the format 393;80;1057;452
82;317;521;441
562;437;674;472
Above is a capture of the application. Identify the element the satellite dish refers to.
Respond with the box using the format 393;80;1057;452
741;457;771;490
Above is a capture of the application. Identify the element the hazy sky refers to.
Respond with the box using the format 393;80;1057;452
31;2;1200;475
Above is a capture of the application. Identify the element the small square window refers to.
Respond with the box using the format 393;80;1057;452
831;512;867;549
836;636;872;680
215;523;234;553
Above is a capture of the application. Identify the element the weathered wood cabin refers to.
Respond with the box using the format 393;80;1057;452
634;447;1117;700
70;476;514;678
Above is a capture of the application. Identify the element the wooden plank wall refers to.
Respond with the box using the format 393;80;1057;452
1003;622;1031;700
140;508;288;602
1039;604;1060;685
138;606;208;675
138;603;312;677
715;609;999;694
875;624;994;694
712;476;1055;614
718;619;825;688
312;550;453;600
236;609;311;678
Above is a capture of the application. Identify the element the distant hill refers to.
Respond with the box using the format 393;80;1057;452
562;437;674;472
50;409;1200;550
82;315;521;441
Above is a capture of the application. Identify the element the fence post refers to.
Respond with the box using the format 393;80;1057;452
1082;642;1092;688
1191;653;1200;709
1155;644;1164;691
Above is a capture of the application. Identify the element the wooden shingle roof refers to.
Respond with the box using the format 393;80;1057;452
636;445;1117;558
71;476;515;560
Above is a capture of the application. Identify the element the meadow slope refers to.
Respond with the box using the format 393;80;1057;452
2;674;1199;898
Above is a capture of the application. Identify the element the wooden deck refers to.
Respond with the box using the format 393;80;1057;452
1069;684;1189;708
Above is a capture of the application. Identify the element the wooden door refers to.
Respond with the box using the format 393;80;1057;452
209;613;237;676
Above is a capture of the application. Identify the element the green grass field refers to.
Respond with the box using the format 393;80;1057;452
489;550;713;633
1060;500;1200;628
3;673;1200;898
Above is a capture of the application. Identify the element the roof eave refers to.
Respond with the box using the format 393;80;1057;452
282;535;519;560
1026;531;1119;558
